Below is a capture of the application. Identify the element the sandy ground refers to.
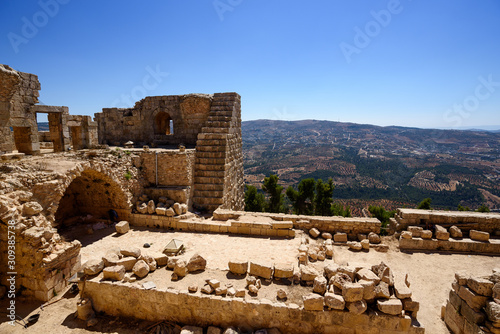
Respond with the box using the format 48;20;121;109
1;226;499;334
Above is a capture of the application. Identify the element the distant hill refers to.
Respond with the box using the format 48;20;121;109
242;119;500;213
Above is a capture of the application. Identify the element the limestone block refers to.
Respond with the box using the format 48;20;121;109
137;203;148;214
402;298;420;313
458;285;489;312
470;230;489;242
356;268;380;284
334;232;348;242
435;225;449;241
493;283;500;301
331;272;352;289
394;279;412;299
325;245;334;257
116;257;137;271
102;253;119;267
248;284;258;295
467;277;494;297
103;265;125;281
22;201;43;216
147;200;156;214
173;203;182;215
228;260;248;275
461;299;486;324
207;326;222;334
324;263;339;280
486;301;500;325
342;283;364;302
377;299;403;315
313;276;327;295
201;284;214;294
155;207;167;216
154;253;168;267
338;266;356;281
324;292;345;310
300;265;319;282
181;326;203;334
368;232;381;244
455;271;469;286
140;254;157;271
372;262;394;286
449;225;463;238
132;260;150;278
223;328;239;334
346;300;367;314
235;289;245;297
303;293;324;311
207;279;220;289
215;286;227;295
83;258;104;275
166;208;175;217
421;230;432;239
121;246;141;258
174;260;188;277
187;253;207;272
309;228;320;238
277;288;287;300
374;281;391;299
321;232;332;240
360;239;370;250
188;285;198;293
249;261;273;279
408;226;423;238
347;241;362;251
274;262;294;278
400;231;412;239
358;279;376;301
115;221;129;234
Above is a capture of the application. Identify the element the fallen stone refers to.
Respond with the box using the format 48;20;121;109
408;226;423;238
116;257;137;271
485;301;500;324
470;230;489;242
173;203;182;215
188;284;198;293
394;279;412;299
356;268;380;284
449;225;463;238
115;221;130;234
347;300;367;314
324;292;345;310
277;288;287;300
227;287;236;297
325;245;334;257
360;239;370;250
248;284;259;295
166;208;175;217
377;299;403;315
493;283;500;301
358;279;376;301
187;253;207;272
255;279;262;289
313;276;327;295
330;272;352;289
374;281;391;299
347;241;362;251
228;260;248;275
142;281;156;290
180;326;203;334
139;254;157;272
137;203;148;214
222;328;239;334
154;253;168;267
338;266;356;281
342;283;364;302
207;279;221;289
121;247;141;258
467;277;494;297
167;257;179;269
83;258;104;275
246;276;257;287
274;262;294;278
455;271;469;285
300;265;319;281
249;261;273;279
322;232;332;240
372;262;394;286
317;251;326;261
421;230;433;239
201;284;214;294
235;289;245;298
435;225;449;241
309;228;320;238
155;207;167;216
147;200;156;214
174;260;188;277
102;253;119;267
180;203;188;214
215;286;227;295
368;232;381;244
22;201;43;216
324;263;339;280
400;231;412;239
303;293;324;311
207;327;222;334
334;232;348;243
132;260;149;278
402;298;420;313
103;265;125;281
458;285;489;312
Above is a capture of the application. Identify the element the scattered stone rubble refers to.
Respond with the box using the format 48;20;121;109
443;268;500;334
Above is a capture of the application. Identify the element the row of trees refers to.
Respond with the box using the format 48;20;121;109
244;174;351;217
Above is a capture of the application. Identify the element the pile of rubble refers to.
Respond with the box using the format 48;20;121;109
135;194;188;217
443;269;500;333
307;228;387;252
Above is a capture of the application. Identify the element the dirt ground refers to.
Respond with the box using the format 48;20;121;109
1;226;499;334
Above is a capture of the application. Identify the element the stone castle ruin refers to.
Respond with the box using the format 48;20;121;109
1;65;500;333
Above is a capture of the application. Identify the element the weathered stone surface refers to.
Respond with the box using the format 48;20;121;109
309;228;320;238
402;298;420;313
347;241;362;251
377;299;403;315
342;283;364;302
461;299;486;324
246;276;257;287
83;258;104;275
470;230;489;242
121;247;141;258
360;239;370;250
485;301;500;324
455;272;469;286
400;231;412;239
166;208;175;217
368;232;381;244
337;266;356;281
408;226;423;238
102;253;119;267
358;279;376;301
246;262;273;280
324;292;345;310
174;260;188;277
215;286;227;295
303;293;324;311
394;279;412;299
300;265;319;281
467;277;494;296
187;253;206;272
372;262;394;286
227;287;236;297
374;281;391;299
347;300;367;314
493;283;500;301
154;253;168;267
116;256;137;271
435;225;449;241
173;203;182;215
103;265;125;281
458;285;489;312
132;260;150;278
22;201;43;216
228;260;248;275
356;268;380;284
313;276;327;295
274;262;294;278
421;230;433;239
324;263;339;280
325;245;334;257
140;254;157;271
222;328;239;334
147;200;156;214
449;225;463;238
321;232;332;240
115;221;130;234
331;272;352;289
334;232;348;242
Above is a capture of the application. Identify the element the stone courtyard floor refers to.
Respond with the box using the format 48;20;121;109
1;225;499;333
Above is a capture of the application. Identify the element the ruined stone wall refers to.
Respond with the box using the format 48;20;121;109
135;150;195;188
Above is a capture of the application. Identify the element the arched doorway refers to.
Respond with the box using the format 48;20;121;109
54;169;129;241
154;112;174;135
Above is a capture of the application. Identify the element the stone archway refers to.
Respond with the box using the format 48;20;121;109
54;168;130;228
154;111;173;135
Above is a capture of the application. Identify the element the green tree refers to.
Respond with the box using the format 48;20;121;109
244;185;265;212
331;202;351;217
262;174;285;213
315;178;334;216
417;198;432;210
286;178;316;215
368;205;396;235
476;204;490;213
457;204;470;211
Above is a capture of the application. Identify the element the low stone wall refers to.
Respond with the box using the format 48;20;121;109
214;209;381;237
443;270;500;334
81;279;424;334
393;209;500;233
399;238;500;255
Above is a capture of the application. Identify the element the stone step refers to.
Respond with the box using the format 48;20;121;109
194;176;225;184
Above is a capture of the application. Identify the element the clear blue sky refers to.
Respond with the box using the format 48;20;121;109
1;0;499;129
